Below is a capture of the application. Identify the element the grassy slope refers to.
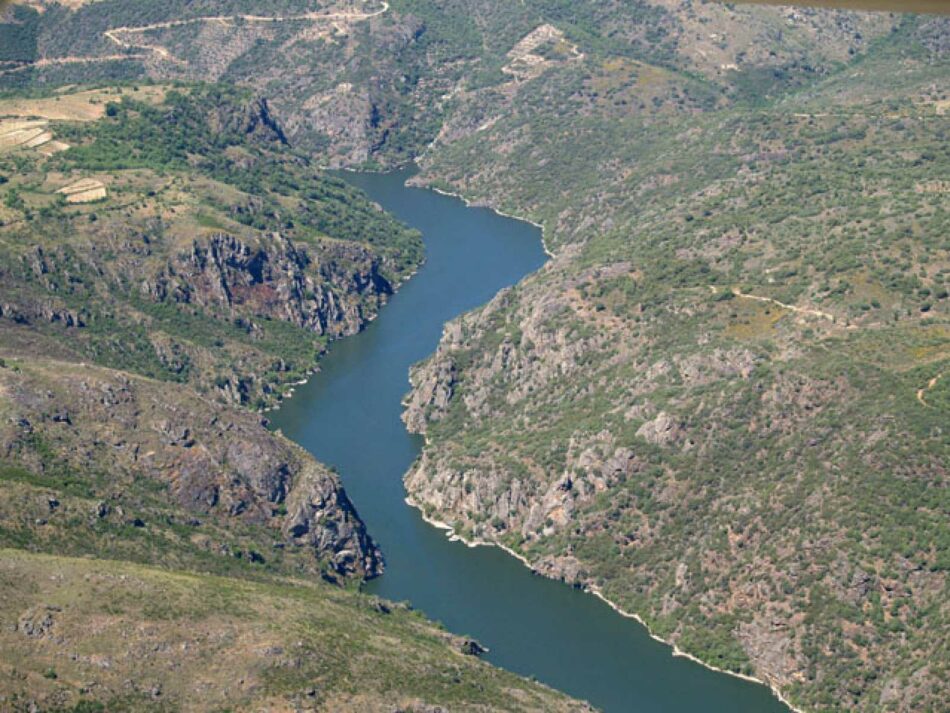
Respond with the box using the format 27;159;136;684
0;548;583;712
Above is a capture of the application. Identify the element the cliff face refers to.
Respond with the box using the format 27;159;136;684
147;232;392;339
0;227;398;410
210;96;289;146
0;86;420;584
0;357;382;579
403;253;947;710
0;86;422;410
10;229;393;339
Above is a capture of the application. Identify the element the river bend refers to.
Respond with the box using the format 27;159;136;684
270;168;789;712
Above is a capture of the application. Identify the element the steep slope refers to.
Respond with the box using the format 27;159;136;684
401;13;949;713
0;0;913;164
0;356;381;580
0;85;412;579
0;82;593;710
2;1;948;711
0;85;422;409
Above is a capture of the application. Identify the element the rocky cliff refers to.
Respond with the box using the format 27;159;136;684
147;231;392;340
0;85;422;409
0;356;382;579
0;86;420;582
404;248;947;711
2;3;948;711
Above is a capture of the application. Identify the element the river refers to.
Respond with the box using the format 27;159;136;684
269;167;789;712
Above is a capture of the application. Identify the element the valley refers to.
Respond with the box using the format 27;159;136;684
0;0;946;711
0;82;582;710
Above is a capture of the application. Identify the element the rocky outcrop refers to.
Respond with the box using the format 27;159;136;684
0;300;86;328
402;355;456;433
283;460;382;578
220;96;289;145
635;411;683;446
144;232;392;340
0;358;382;579
1;224;403;410
401;229;947;711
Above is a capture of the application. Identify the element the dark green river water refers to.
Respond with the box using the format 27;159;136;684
269;167;789;712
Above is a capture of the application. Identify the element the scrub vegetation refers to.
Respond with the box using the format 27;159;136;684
0;80;581;711
0;548;582;712
398;7;948;713
0;1;947;711
0;83;422;408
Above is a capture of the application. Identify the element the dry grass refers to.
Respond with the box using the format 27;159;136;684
37;139;70;155
0;548;580;712
0;88;168;158
724;300;790;340
12;0;103;10
0;119;68;156
503;24;583;82
0;86;168;122
725;0;950;14
56;177;107;203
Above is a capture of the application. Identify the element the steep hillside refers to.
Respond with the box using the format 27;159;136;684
1;1;947;711
0;355;382;581
0;0;915;164
0;83;417;582
402;12;949;713
0;81;591;710
0;84;422;409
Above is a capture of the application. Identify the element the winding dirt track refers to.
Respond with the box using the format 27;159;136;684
709;285;836;322
730;288;836;321
0;54;150;73
0;1;389;75
916;372;944;408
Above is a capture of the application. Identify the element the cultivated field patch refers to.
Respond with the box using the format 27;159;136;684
0;118;63;153
56;176;107;203
0;85;168;122
502;24;583;83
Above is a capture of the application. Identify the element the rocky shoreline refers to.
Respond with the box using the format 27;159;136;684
404;492;803;713
397;173;812;711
